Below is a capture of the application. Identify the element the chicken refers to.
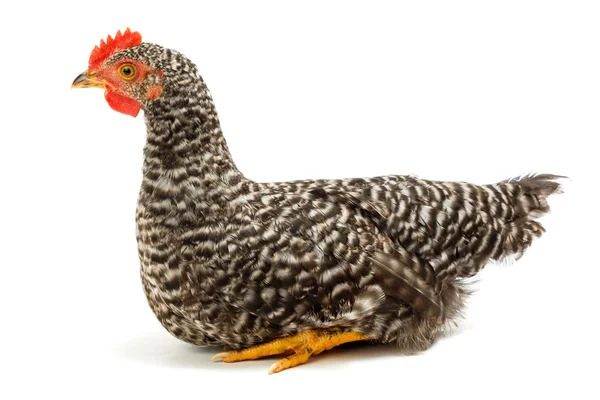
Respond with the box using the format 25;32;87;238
72;29;563;374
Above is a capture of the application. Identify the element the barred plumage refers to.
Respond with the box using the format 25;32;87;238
74;33;563;367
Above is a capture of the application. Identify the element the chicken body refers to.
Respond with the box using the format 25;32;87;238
75;37;561;362
126;44;561;353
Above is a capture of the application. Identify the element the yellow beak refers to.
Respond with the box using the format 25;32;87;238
71;71;107;89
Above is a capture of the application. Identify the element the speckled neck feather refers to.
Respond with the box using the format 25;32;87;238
142;76;245;192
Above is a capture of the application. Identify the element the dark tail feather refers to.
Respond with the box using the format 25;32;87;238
503;173;565;194
497;173;564;260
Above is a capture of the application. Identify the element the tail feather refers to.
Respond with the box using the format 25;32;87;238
505;174;565;218
504;173;565;196
433;173;564;281
492;173;564;261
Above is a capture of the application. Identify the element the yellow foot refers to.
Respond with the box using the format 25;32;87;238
212;330;369;374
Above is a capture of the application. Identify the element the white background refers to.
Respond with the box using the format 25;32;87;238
1;1;598;399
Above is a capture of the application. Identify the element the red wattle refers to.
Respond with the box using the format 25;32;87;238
104;89;141;117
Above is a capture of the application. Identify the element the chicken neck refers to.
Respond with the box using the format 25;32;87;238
140;78;248;200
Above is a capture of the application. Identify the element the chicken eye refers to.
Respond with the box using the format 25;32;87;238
118;64;136;80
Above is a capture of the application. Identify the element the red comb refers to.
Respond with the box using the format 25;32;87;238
88;28;142;71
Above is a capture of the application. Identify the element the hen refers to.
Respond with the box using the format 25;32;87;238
73;29;562;374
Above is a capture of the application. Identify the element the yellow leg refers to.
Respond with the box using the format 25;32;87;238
212;330;369;374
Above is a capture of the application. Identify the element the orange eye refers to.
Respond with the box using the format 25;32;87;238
118;64;136;80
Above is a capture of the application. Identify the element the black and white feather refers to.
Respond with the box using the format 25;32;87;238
107;43;562;352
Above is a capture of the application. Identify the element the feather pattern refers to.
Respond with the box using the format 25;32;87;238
99;41;562;351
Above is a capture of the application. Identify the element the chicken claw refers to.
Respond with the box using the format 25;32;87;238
212;330;369;374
